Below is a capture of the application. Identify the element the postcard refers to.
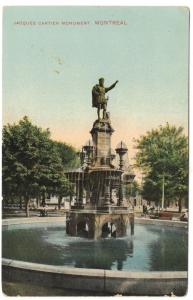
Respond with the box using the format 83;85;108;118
2;6;189;296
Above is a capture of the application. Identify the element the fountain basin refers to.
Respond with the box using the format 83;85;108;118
2;217;188;296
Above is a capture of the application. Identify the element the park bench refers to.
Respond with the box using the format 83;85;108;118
149;211;173;220
158;211;173;220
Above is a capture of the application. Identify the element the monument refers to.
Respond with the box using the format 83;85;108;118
66;78;135;239
92;77;118;120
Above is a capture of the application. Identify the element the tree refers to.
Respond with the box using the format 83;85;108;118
51;141;79;209
53;141;79;170
134;123;188;212
125;180;140;198
2;116;72;216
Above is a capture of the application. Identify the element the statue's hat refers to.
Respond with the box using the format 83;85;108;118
99;77;104;82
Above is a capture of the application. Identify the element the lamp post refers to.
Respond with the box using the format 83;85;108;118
122;170;135;207
77;147;86;167
83;140;93;167
115;141;128;170
161;173;165;210
115;141;128;206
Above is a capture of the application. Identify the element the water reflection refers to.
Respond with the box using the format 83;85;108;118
145;226;188;271
2;223;188;272
65;238;133;270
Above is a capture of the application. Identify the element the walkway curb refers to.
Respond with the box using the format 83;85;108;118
2;259;188;296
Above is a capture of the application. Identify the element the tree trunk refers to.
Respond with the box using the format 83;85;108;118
36;196;40;208
25;197;30;217
19;196;23;210
58;196;62;210
2;197;5;211
178;198;182;213
167;199;170;208
69;193;73;208
41;193;46;207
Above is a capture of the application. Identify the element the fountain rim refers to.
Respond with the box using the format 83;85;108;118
2;257;187;279
2;216;188;227
2;217;188;295
2;256;187;296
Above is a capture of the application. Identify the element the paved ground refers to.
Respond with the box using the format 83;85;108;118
2;206;185;219
2;209;66;219
2;281;110;296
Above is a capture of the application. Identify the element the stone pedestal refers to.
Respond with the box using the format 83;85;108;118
66;210;134;240
91;119;114;167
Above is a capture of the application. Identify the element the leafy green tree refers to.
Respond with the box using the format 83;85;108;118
125;180;140;198
51;141;79;209
53;141;80;170
135;123;188;211
141;173;162;205
2;116;72;216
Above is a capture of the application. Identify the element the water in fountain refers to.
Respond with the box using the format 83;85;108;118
2;222;188;272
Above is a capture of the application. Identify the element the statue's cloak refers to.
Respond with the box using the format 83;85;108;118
92;85;99;108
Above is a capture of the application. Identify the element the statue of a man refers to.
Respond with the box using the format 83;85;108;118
92;78;118;120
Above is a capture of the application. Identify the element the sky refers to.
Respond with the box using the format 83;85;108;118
3;6;189;164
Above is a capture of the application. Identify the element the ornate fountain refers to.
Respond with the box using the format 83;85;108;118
66;78;135;239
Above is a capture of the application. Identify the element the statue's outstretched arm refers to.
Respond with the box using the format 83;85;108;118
105;80;119;93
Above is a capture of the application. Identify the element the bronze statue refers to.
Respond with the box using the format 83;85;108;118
92;78;118;120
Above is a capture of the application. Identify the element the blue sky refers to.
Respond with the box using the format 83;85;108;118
3;6;189;157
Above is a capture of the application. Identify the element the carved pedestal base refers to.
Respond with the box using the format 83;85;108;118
66;210;134;240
